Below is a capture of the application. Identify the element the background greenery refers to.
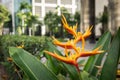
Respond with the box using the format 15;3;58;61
8;28;120;80
0;35;51;79
44;9;80;38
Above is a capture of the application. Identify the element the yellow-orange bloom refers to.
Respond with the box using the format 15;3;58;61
61;15;77;38
52;36;75;49
44;15;104;71
17;44;24;48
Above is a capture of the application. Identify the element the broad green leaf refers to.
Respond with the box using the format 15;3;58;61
45;55;61;74
78;59;85;66
90;32;111;76
47;42;81;80
9;47;58;80
99;28;120;80
62;63;80;80
47;41;62;55
84;31;111;74
81;71;98;80
45;42;63;74
57;74;66;80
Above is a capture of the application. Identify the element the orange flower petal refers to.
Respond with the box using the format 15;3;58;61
53;37;74;49
74;27;92;43
44;50;77;65
80;47;104;57
83;26;92;38
62;15;77;37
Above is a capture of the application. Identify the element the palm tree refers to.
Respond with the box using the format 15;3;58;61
19;2;32;11
44;11;60;36
16;1;31;34
0;4;10;35
26;12;42;36
17;11;27;34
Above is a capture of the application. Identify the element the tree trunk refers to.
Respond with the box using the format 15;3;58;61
80;0;96;43
28;28;32;36
89;0;96;43
32;26;36;36
22;27;25;34
0;23;4;35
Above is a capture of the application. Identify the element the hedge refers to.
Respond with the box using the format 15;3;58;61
0;35;51;79
0;35;51;61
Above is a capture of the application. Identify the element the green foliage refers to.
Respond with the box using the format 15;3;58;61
3;15;12;29
84;31;111;75
9;47;58;80
44;7;80;38
44;11;60;36
74;11;80;26
100;12;108;24
0;4;10;35
8;28;120;80
16;1;32;34
0;35;51;60
99;28;120;80
100;6;108;24
0;4;10;24
17;1;42;35
46;42;81;80
19;1;32;11
27;14;41;28
81;71;98;80
0;35;51;80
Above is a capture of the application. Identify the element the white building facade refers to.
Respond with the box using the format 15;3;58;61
32;0;78;35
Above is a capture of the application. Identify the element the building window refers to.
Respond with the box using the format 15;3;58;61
35;6;42;18
35;0;41;3
45;7;56;13
45;0;57;4
61;0;72;5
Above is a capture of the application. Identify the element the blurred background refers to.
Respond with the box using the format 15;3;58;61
0;0;119;41
1;0;120;79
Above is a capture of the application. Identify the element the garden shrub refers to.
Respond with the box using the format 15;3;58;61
0;35;51;61
0;35;51;79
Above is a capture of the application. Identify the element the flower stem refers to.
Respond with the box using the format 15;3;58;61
75;64;82;80
79;72;83;80
75;64;80;72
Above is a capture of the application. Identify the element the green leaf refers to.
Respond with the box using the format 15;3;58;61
99;28;120;80
57;74;66;80
47;41;62;55
81;71;98;80
45;42;63;74
45;56;61;74
90;32;112;76
84;31;111;75
62;63;80;80
9;47;58;80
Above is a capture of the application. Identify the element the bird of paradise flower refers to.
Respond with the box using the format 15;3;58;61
44;15;104;72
